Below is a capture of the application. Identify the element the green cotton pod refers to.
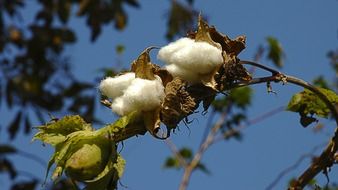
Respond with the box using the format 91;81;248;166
65;135;114;181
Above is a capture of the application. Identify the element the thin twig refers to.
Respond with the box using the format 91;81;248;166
165;138;188;167
200;110;216;146
179;112;227;190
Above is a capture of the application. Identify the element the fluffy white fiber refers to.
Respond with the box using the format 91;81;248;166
111;76;165;115
99;73;165;116
157;37;223;83
99;72;135;99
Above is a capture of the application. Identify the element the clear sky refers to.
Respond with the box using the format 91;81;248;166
1;0;338;190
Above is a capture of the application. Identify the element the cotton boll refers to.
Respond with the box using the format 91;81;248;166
99;72;135;99
110;76;165;116
157;37;195;64
170;41;223;74
165;64;200;84
111;96;137;116
158;37;223;84
122;76;165;112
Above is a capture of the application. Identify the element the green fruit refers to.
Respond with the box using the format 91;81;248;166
65;136;112;181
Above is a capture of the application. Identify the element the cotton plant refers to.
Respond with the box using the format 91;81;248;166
32;16;258;190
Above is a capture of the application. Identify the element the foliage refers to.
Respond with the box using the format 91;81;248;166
163;147;210;174
266;36;284;68
287;87;338;127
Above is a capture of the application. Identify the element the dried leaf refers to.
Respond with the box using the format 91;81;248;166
195;15;221;49
143;108;161;136
161;78;197;130
188;16;251;90
216;54;252;90
154;68;173;87
131;47;157;80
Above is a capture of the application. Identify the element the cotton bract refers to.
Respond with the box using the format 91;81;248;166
99;73;165;116
157;37;223;83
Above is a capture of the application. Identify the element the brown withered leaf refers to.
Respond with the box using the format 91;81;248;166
188;15;251;90
131;47;157;80
143;108;161;137
187;84;217;112
215;53;252;91
161;78;197;130
209;29;246;56
154;68;173;88
194;15;221;49
199;66;221;90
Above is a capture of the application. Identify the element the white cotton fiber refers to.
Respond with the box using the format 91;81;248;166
165;64;200;84
157;37;223;83
110;76;165;116
99;72;135;99
157;38;194;64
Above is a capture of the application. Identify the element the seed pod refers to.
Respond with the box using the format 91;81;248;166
65;136;113;181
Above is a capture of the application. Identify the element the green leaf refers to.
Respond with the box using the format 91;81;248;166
113;154;126;179
115;44;125;55
287;87;338;118
266;36;284;68
196;163;211;175
230;87;253;109
32;115;92;146
96;111;138;140
313;76;330;89
163;157;180;169
179;147;193;159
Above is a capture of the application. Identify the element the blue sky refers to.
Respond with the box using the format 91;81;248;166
1;0;338;190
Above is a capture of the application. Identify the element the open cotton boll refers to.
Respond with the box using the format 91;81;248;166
99;72;135;99
111;97;137;116
172;41;223;74
165;64;200;84
158;37;223;75
157;37;194;64
110;76;165;116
